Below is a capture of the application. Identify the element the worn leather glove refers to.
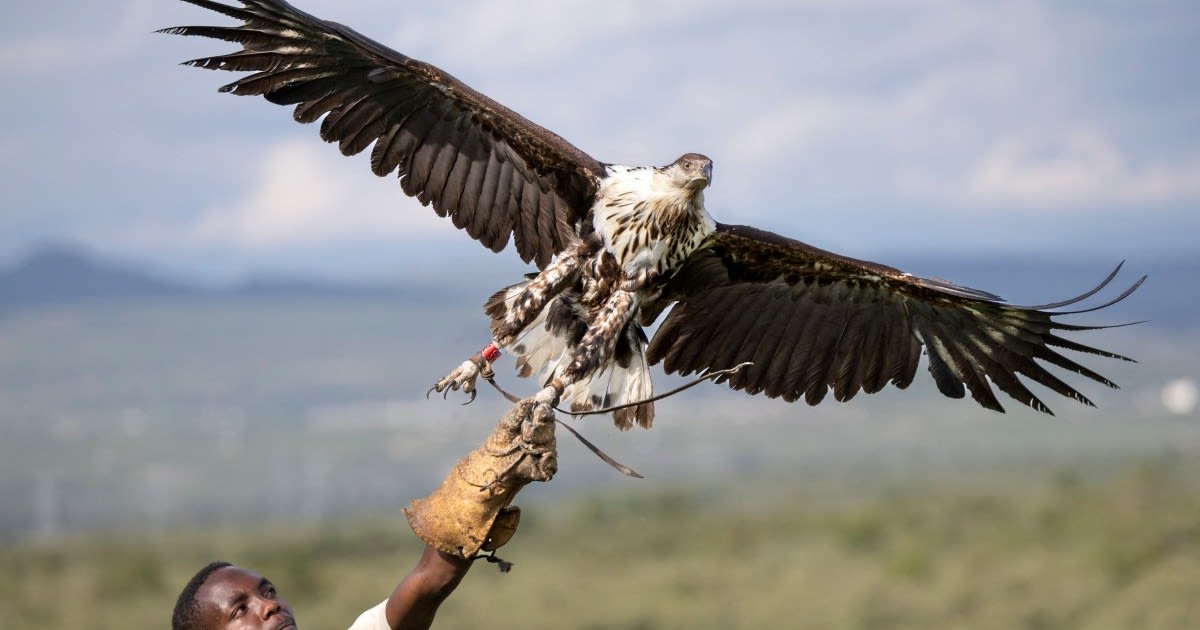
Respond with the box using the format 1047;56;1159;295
404;399;557;559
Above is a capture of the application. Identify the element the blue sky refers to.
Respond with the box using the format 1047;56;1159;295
1;0;1197;281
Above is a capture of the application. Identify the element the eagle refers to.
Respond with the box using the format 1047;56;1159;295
165;0;1143;430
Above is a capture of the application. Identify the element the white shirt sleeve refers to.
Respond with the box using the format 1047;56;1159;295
346;599;391;630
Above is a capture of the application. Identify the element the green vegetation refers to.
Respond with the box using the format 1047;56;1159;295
4;457;1198;629
2;302;1195;627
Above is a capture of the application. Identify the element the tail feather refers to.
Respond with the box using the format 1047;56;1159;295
605;347;654;429
560;347;654;430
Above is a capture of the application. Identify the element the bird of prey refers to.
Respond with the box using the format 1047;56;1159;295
165;0;1143;430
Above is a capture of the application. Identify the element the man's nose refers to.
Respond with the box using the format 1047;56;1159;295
256;596;281;619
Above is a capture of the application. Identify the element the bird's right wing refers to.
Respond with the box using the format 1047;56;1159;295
164;0;605;268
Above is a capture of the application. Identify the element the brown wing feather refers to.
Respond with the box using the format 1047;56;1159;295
645;223;1145;415
163;0;603;268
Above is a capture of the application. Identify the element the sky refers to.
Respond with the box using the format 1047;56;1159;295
1;0;1197;282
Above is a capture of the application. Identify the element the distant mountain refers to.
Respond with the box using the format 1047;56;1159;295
226;275;427;300
0;242;1193;328
0;243;444;315
0;243;194;311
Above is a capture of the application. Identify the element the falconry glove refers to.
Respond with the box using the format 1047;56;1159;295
404;399;557;562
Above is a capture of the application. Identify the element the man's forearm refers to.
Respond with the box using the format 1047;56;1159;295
389;400;556;629
386;545;473;630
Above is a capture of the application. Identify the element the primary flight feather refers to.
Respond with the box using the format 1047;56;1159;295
164;0;1144;429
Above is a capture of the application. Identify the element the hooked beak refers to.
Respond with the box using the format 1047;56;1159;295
687;163;712;190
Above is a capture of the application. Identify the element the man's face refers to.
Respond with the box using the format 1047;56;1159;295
195;566;297;630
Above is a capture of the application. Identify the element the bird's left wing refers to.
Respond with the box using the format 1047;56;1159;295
643;223;1144;414
163;0;605;268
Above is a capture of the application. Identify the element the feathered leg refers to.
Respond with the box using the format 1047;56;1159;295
430;240;591;402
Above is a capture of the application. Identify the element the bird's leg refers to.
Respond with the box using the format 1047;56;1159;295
492;242;589;346
534;288;640;407
430;240;591;402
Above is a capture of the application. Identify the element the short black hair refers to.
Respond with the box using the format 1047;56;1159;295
172;561;233;630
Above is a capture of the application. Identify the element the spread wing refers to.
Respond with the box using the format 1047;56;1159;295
644;223;1145;414
163;0;604;268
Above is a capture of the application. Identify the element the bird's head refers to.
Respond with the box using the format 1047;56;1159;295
668;153;713;191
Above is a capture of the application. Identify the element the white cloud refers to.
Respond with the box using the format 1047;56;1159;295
0;38;74;72
726;100;849;163
184;138;448;249
905;128;1200;209
389;0;770;66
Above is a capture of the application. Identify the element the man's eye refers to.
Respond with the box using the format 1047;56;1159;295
232;605;246;619
265;587;277;599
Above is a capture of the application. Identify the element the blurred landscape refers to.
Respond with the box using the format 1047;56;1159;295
4;0;1197;626
2;244;1198;628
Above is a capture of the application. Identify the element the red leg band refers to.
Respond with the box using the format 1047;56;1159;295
481;343;501;363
